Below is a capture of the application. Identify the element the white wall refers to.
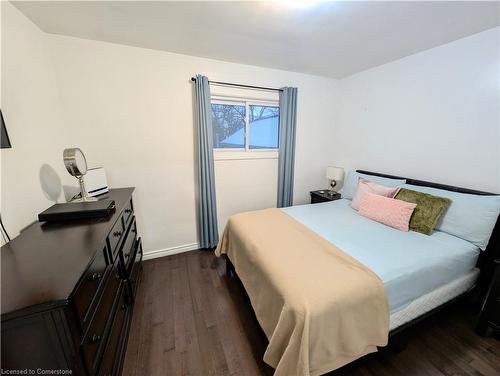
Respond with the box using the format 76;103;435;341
0;2;72;244
334;27;500;193
46;35;338;257
215;157;278;233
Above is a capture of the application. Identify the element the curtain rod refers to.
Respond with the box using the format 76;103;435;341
190;77;283;93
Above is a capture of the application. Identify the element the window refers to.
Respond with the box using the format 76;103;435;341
211;98;279;151
212;102;246;149
249;105;279;149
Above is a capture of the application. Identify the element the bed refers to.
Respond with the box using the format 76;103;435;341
282;199;480;313
216;170;500;376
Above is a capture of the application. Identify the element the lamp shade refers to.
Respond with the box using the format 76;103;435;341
326;166;344;181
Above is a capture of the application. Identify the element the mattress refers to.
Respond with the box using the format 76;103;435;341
281;199;480;312
390;268;479;330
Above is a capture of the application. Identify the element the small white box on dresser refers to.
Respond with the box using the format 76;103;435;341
85;167;109;197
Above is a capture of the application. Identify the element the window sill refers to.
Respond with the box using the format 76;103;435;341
214;150;279;161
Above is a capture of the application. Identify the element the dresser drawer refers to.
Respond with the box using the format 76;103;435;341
81;259;121;374
73;246;109;329
130;238;142;279
123;199;134;227
98;288;128;376
108;216;125;258
120;218;137;277
126;238;143;303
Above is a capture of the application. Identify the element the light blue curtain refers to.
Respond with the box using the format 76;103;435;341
277;87;298;208
194;74;219;249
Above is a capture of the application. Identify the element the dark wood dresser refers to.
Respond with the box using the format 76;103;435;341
1;188;142;375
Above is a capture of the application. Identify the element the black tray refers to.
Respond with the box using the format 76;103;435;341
38;199;116;222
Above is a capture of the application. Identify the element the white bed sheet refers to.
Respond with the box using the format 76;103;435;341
281;199;480;313
389;268;479;330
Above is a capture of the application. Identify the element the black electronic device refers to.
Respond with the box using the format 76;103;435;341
38;199;116;222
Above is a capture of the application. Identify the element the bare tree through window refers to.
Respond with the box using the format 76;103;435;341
211;103;245;148
250;106;279;122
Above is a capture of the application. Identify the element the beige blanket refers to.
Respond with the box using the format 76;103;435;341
215;208;389;376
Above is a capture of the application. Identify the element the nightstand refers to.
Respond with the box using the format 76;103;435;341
476;259;500;336
310;190;341;204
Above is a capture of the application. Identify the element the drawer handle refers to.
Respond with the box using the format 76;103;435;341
113;231;122;237
90;272;102;281
90;334;101;344
125;208;132;214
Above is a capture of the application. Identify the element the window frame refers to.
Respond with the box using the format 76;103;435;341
211;95;280;160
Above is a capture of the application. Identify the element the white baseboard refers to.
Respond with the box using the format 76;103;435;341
143;242;199;261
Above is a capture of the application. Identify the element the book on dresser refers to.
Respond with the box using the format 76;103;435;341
1;188;143;376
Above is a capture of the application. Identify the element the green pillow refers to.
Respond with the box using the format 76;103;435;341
395;188;451;235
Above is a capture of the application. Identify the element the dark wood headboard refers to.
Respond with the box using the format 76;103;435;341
357;170;497;196
357;170;500;294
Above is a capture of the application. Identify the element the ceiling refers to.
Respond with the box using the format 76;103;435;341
11;1;500;78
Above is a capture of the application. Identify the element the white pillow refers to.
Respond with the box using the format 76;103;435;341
342;171;406;200
400;184;500;250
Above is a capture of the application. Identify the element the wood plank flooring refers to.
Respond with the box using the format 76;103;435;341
122;250;500;376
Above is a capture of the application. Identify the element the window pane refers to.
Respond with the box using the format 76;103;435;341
249;105;279;149
211;103;245;149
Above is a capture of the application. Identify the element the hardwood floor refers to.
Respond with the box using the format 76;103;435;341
123;250;500;376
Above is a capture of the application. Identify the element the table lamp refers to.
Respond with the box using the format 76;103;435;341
326;166;344;195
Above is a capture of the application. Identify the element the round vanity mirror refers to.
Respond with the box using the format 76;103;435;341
63;148;88;177
63;148;97;202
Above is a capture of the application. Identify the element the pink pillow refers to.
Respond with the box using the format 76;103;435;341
358;192;417;232
351;178;400;211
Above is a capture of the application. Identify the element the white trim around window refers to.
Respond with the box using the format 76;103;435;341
214;149;278;161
